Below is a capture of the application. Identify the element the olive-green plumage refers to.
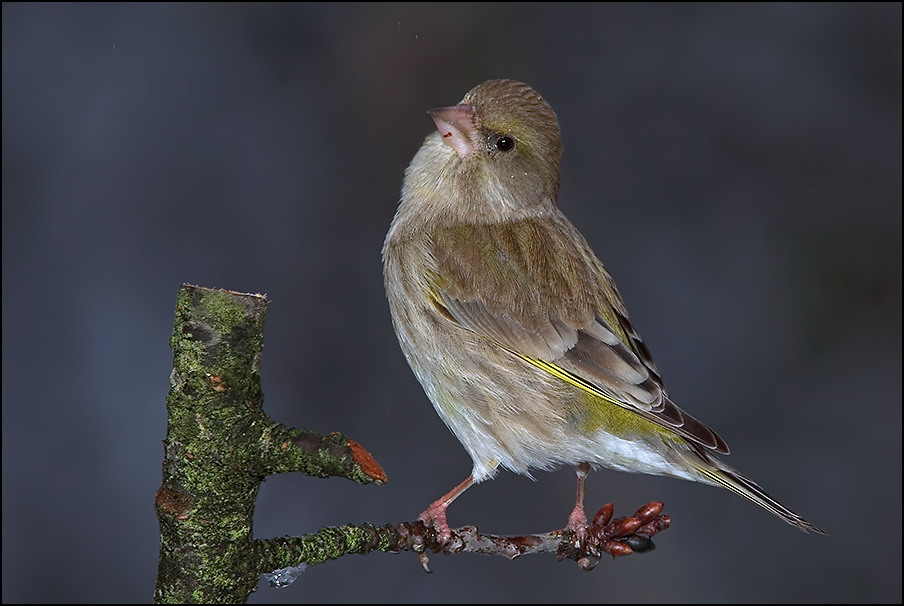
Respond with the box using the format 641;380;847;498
383;79;824;536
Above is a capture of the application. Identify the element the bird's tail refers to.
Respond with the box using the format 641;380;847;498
690;452;827;535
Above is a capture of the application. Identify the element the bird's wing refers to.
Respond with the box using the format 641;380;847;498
429;216;729;454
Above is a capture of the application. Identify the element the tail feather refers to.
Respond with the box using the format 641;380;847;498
692;456;827;535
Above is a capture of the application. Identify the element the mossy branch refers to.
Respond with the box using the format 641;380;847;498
154;284;669;604
154;284;387;603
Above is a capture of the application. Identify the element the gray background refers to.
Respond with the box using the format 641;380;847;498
3;3;901;603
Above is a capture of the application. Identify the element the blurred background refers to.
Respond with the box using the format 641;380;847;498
2;3;901;603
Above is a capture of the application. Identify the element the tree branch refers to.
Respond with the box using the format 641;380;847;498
155;285;387;603
254;498;670;582
154;284;670;604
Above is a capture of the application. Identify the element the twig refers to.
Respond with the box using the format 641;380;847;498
397;501;670;572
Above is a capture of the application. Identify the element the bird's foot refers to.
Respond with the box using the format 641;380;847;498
417;503;453;545
566;502;589;544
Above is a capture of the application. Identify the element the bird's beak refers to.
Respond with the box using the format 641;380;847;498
428;104;479;159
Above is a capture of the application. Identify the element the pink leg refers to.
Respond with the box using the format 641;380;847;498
418;475;474;543
566;462;591;540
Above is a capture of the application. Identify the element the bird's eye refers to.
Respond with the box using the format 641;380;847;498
494;135;515;152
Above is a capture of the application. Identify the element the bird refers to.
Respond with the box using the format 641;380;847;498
382;78;825;541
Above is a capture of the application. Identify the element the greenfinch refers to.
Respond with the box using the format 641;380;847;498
382;79;824;540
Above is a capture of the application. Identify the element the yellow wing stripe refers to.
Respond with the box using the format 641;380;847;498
513;353;624;408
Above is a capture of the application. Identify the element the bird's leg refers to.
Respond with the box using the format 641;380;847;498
418;474;474;543
566;462;591;542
